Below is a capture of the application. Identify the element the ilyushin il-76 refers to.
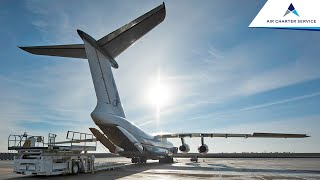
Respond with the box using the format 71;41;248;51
20;3;308;163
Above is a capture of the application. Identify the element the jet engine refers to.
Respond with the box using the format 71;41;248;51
179;144;190;153
198;144;209;154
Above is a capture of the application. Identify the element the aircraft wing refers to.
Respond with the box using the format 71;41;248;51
19;3;166;59
155;132;309;138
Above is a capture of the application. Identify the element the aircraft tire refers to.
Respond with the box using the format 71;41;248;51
159;158;163;163
159;156;173;164
140;158;147;163
132;157;139;163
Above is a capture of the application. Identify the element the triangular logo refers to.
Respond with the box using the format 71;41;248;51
284;3;299;17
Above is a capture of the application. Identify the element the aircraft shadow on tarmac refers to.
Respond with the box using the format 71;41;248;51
5;160;320;179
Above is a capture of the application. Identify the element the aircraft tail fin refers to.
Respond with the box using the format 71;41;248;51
83;39;126;118
19;3;167;118
19;3;166;59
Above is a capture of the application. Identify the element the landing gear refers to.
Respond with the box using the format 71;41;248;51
131;157;137;163
159;156;173;163
131;157;147;164
190;156;198;163
140;158;147;163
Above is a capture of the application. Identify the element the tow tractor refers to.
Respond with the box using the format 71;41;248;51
8;131;97;176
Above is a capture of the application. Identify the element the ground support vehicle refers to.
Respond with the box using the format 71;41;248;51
8;131;96;176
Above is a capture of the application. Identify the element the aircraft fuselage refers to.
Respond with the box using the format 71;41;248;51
91;104;175;159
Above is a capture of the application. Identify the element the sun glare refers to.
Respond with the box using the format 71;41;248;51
147;71;174;127
148;83;170;107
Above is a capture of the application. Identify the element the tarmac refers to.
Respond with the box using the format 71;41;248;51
0;157;319;179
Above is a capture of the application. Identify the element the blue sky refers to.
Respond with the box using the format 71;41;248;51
0;0;320;153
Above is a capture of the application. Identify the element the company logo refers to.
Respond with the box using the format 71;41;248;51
249;0;319;30
284;3;299;17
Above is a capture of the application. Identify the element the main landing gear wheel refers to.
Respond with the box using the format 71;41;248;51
140;158;147;163
159;156;173;163
131;157;147;164
131;157;138;163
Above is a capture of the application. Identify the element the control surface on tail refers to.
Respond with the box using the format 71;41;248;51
20;3;308;163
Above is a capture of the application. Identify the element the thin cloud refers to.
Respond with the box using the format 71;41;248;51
184;91;320;123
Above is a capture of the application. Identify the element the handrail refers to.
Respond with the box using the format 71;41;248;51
8;130;96;152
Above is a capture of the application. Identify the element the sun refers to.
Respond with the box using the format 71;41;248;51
148;83;170;107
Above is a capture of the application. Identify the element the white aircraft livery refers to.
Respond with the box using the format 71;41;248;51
20;3;308;163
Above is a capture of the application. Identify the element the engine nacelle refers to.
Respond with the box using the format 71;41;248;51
179;144;190;153
198;144;209;154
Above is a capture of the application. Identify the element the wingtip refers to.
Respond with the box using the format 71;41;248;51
77;29;85;37
156;2;166;15
18;46;31;53
159;2;166;22
18;46;26;50
163;2;166;18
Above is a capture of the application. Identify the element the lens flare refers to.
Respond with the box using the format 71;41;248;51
148;83;170;107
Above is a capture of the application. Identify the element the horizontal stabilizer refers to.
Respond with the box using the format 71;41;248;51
19;44;86;59
97;3;166;58
19;3;166;59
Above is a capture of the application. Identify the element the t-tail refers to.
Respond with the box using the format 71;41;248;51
78;29;126;118
19;3;166;120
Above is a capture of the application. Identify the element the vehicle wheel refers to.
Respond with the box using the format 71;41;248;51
140;158;147;163
72;162;79;175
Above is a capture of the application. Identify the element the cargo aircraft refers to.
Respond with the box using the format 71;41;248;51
20;3;308;163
